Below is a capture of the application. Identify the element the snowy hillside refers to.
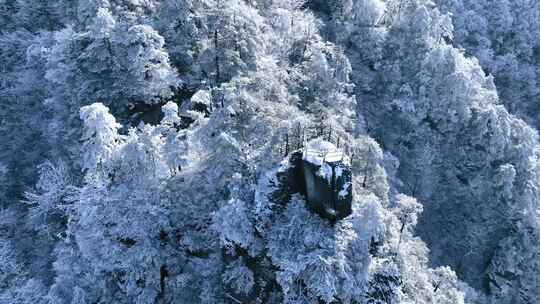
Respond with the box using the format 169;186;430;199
1;0;540;303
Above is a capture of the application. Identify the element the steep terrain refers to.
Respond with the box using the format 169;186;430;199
1;0;540;303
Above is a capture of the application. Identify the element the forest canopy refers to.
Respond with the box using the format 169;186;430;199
1;0;540;303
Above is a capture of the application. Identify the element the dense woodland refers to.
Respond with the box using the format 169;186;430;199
1;0;540;303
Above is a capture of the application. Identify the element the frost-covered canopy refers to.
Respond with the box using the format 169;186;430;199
2;0;540;303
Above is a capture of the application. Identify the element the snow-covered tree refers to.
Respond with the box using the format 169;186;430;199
326;0;540;301
44;7;178;164
436;0;540;130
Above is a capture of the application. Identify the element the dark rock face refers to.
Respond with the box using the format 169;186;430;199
269;151;306;212
275;150;353;222
303;0;342;16
302;158;352;222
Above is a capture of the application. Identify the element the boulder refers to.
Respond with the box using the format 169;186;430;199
268;139;353;222
301;140;352;221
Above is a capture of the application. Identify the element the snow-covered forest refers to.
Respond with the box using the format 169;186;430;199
1;0;540;303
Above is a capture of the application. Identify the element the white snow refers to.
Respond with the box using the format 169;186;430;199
317;163;333;182
226;105;236;116
339;182;351;198
277;157;293;173
335;166;344;178
306;139;337;152
191;89;211;105
324;207;337;217
303;139;344;166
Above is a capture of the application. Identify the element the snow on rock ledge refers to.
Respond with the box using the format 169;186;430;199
302;139;349;167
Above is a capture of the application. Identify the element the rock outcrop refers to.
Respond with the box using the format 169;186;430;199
301;140;352;221
273;139;353;222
